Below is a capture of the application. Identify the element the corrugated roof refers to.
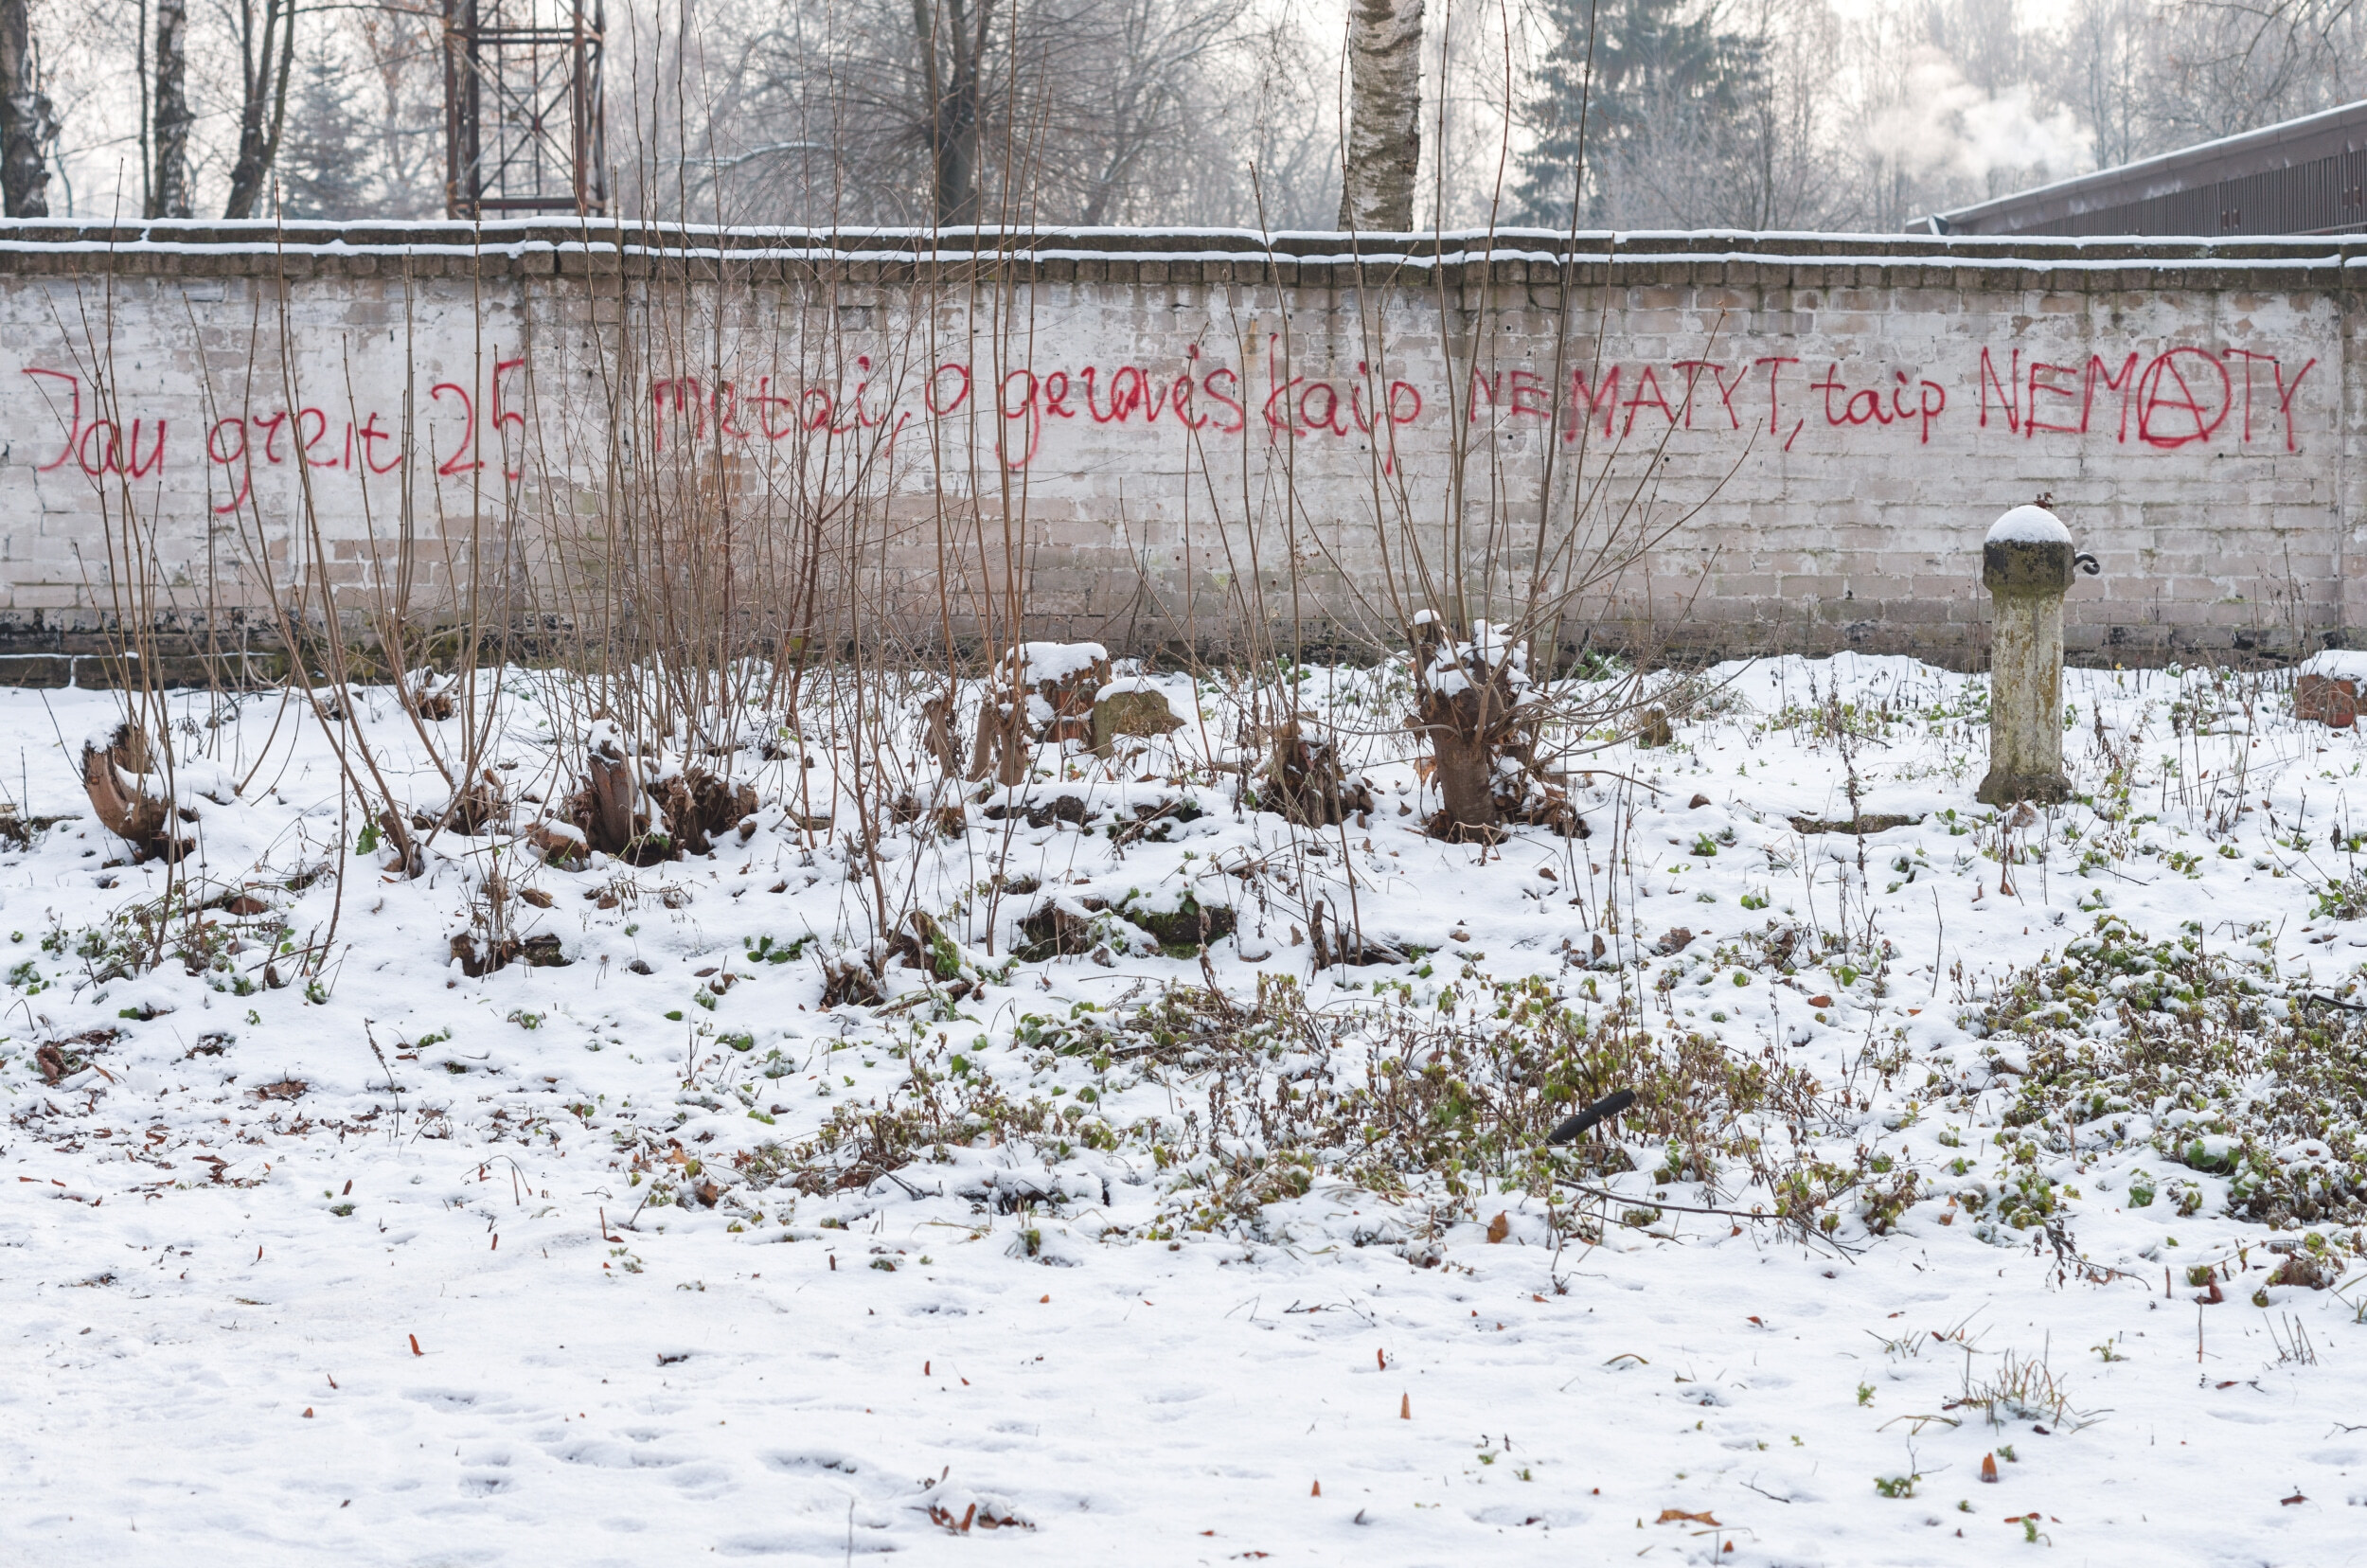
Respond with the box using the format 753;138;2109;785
1925;98;2367;237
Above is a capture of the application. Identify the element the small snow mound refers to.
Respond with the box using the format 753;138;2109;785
2301;649;2367;683
1985;505;2069;544
1015;641;1107;683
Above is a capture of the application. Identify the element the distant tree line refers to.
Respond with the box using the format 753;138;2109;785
0;0;2358;230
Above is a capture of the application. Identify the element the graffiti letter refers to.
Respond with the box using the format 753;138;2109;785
76;420;118;475
494;355;529;474
2025;361;2082;437
999;368;1041;470
356;412;401;474
1263;374;1307;436
1388;382;1421;429
1082;365;1140;423
23;367;80;471
297;407;335;468
648;377;703;454
1811;364;1850;425
1623;365;1677;435
206;417;250;512
2136;347;2231;450
1672;360;1735;430
1202;367;1246;434
1844;387;1891;427
1173;373;1205;430
927;362;971;417
1753;357;1799;437
430;383;480;474
1467;369;1500;423
125;419;166;477
1979;348;2020;433
1300;381;1349;437
2274;356;2317;454
1564;365;1622;441
2222;347;2276;443
2082;353;2140;441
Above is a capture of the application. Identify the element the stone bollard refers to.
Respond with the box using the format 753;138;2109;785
1976;505;2097;808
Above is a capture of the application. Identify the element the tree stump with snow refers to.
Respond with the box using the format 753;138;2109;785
79;720;188;863
1091;681;1182;755
972;643;1112;782
2296;651;2367;728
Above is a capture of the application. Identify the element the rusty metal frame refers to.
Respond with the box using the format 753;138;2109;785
444;0;607;219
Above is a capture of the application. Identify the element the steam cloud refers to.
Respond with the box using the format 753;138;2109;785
1873;45;2090;184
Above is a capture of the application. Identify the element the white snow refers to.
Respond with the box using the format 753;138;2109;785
0;222;2343;285
2302;649;2367;683
3;655;2365;1564
1986;504;2071;543
1015;642;1109;685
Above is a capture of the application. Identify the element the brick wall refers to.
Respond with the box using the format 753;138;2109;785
1;220;2357;680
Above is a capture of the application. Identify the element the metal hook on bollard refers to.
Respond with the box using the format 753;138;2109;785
2073;551;2101;577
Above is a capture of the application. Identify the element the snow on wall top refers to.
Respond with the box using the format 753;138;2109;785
1987;507;2072;544
0;218;2356;278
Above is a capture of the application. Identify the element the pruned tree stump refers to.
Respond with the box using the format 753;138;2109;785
1091;681;1182;755
79;719;189;863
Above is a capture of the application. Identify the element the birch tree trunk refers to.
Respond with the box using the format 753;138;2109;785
1337;0;1422;231
0;0;51;217
148;0;192;219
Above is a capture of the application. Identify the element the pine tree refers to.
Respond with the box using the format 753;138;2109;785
1515;0;1761;228
279;45;375;219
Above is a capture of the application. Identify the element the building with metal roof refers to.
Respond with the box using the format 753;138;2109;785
1922;99;2367;238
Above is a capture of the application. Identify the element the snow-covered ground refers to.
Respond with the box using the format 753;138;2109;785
6;653;2367;1565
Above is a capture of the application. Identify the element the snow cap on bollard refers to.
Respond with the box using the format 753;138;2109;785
1983;505;2073;596
1984;504;2071;544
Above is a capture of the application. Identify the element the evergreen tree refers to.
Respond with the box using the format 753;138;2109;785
279;45;375;219
1515;0;1763;228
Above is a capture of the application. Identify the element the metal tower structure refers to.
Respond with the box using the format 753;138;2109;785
444;0;608;219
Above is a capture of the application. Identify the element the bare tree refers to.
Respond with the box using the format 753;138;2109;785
1237;14;1338;227
2063;0;2153;169
222;0;296;218
1728;0;1846;228
355;1;443;217
1339;0;1423;229
0;0;53;215
1076;0;1241;223
912;0;992;225
649;0;1264;228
